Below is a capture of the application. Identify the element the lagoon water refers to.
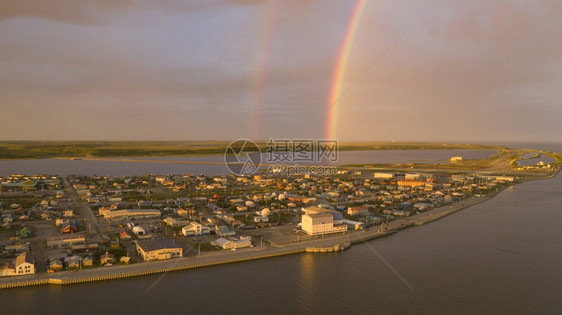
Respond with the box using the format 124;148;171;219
1;169;562;314
0;149;495;177
1;142;560;178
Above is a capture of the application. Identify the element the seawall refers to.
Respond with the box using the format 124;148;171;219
0;242;352;290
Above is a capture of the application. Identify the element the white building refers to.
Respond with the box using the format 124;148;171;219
342;219;365;231
182;222;211;236
450;156;463;163
374;172;394;179
405;173;421;180
135;239;183;261
102;209;161;220
0;252;34;277
301;206;347;236
253;216;269;223
211;236;253;250
163;217;191;228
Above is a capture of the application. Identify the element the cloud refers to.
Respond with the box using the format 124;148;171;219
1;1;561;141
0;0;134;25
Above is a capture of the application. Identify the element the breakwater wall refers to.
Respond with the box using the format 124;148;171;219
0;242;351;290
0;278;49;289
305;241;351;253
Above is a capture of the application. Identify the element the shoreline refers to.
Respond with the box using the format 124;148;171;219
0;169;559;290
0;142;506;161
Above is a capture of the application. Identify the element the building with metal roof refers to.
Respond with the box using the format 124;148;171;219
135;239;183;261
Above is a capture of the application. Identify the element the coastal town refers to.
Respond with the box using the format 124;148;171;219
2;155;554;285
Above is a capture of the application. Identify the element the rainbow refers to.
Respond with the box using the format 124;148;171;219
326;0;368;140
252;0;278;140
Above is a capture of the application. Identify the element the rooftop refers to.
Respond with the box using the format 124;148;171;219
15;252;34;266
136;239;182;252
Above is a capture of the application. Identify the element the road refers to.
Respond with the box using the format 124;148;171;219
62;178;100;239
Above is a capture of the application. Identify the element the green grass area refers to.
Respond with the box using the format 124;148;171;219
0;224;23;234
337;142;505;151
199;242;221;252
0;141;507;160
0;141;236;159
92;245;128;265
273;212;295;224
0;195;43;208
344;150;525;172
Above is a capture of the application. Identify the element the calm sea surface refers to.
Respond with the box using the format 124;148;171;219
1;170;561;314
0;149;495;177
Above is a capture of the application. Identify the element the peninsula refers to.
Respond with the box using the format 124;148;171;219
0;144;559;290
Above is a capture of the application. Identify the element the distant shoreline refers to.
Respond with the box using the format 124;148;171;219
0;141;505;160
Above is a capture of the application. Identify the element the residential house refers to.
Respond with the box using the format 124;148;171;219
0;252;35;277
46;234;86;247
120;230;132;240
356;189;373;198
253;216;269;223
175;208;189;217
120;256;131;264
341;219;365;231
163;217;191;228
0;263;15;276
60;221;78;234
100;252;116;265
347;206;370;216
215;225;236;237
66;256;81;269
82;256;94;267
211;236;253;250
182;222;211;236
49;260;63;272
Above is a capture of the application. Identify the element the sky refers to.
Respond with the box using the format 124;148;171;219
0;0;561;142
